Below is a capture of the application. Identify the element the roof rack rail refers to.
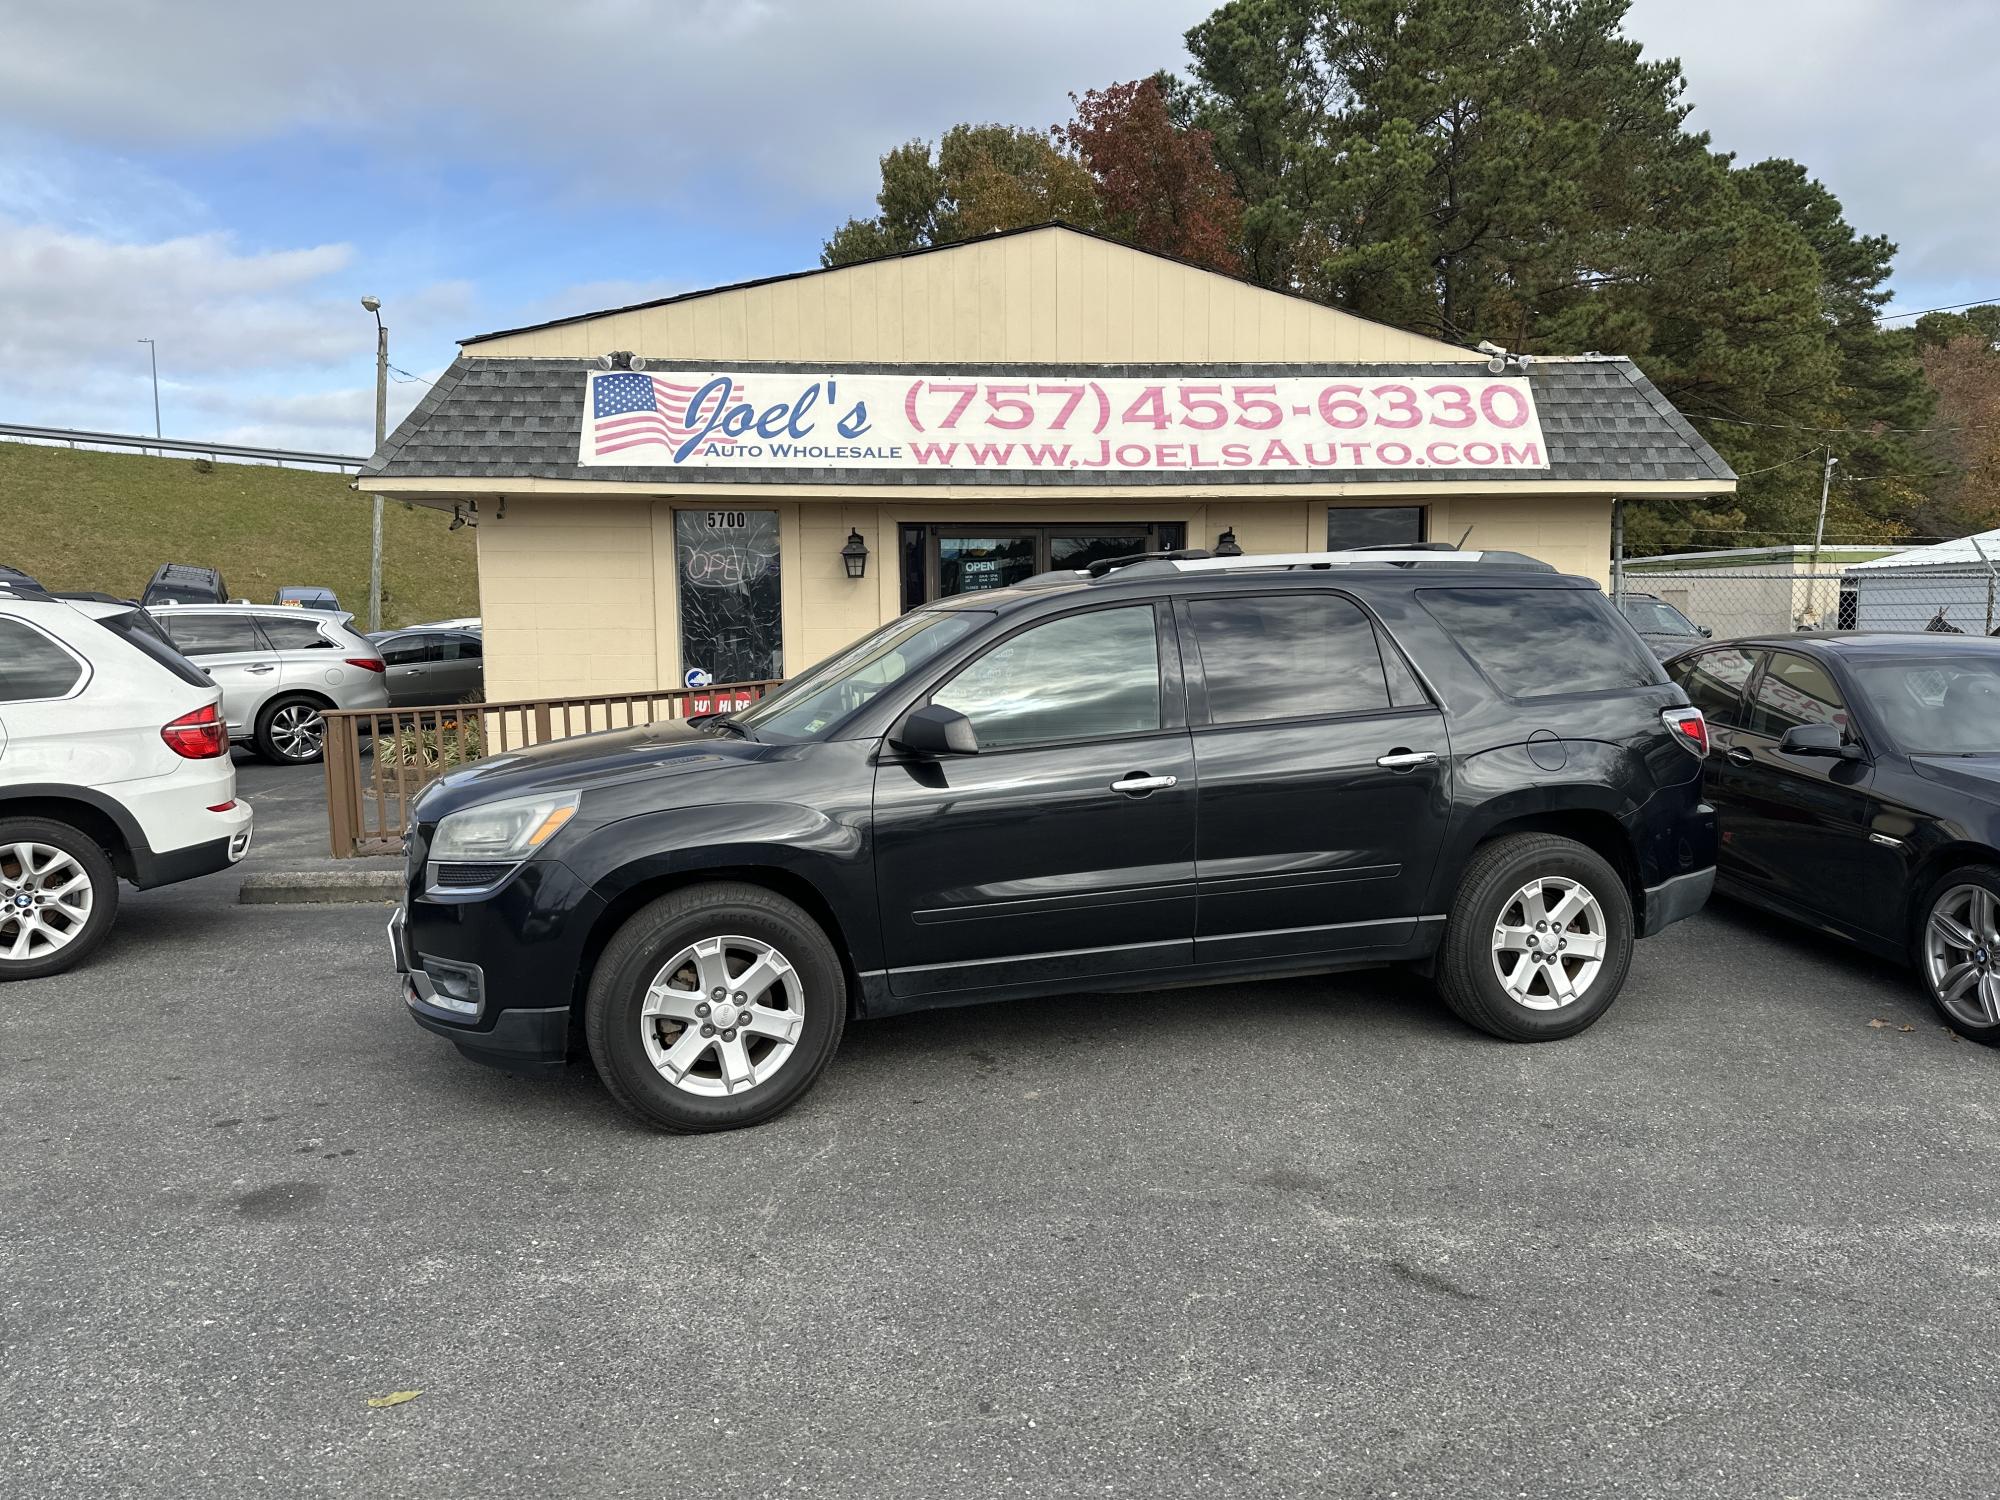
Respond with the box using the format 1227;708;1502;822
1167;548;1556;573
1083;547;1213;578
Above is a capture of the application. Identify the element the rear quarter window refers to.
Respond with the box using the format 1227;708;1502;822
0;617;86;701
93;609;212;688
1418;586;1660;699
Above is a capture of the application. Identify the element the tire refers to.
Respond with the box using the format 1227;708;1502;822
1435;833;1634;1041
585;882;848;1132
254;695;327;764
1913;867;2000;1044
0;817;120;981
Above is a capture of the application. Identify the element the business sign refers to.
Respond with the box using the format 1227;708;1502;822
580;369;1549;474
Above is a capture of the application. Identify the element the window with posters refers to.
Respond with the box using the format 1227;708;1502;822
676;509;782;687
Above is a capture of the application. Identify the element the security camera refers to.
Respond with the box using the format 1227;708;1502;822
1475;339;1505;357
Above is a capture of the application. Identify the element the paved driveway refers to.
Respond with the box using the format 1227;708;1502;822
2;865;1995;1499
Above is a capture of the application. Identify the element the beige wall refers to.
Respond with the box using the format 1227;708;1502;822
465;227;1481;366
476;489;1614;698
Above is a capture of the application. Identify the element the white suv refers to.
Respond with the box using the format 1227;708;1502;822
0;586;254;979
149;604;390;764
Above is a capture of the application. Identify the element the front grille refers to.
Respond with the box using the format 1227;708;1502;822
430;861;514;889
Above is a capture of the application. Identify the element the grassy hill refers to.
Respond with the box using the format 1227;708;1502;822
0;442;478;628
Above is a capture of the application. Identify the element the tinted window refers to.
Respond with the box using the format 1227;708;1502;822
93;609;210;688
1419;588;1658;698
0;618;84;701
1748;652;1849;738
934;606;1160;749
1669;647;1756;728
443;636;481;660
378;634;437;666
1328;506;1425;549
1186;593;1395;723
258;615;334;650
160;613;264;655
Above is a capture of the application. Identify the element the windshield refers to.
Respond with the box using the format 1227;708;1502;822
1621;598;1701;636
1851;658;2000;754
734;609;986;739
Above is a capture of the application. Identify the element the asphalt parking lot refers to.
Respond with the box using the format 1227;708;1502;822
3;769;1997;1498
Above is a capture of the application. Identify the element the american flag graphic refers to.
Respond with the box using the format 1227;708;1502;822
589;373;742;458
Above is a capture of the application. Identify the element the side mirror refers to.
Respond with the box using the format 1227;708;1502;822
1698;625;1713;638
1779;722;1860;760
892;703;979;757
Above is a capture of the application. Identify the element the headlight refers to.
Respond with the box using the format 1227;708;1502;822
431;790;581;862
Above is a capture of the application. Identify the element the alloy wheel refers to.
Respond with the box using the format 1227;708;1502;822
270;703;324;761
1490;875;1608;1010
639;934;806;1096
1923;884;2000;1028
0;842;95;962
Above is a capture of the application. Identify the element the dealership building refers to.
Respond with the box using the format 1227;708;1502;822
359;224;1736;700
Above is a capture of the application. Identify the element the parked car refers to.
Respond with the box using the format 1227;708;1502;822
0;582;253;979
393;547;1718;1133
1;565;46;593
148;604;387;764
274;586;342;612
1618;591;1711;659
141;563;230;608
369;628;484;707
1666;632;2000;1042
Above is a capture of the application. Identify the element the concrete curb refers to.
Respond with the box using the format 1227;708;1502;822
239;870;403;906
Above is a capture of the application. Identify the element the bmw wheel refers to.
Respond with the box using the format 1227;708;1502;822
585;882;847;1132
0;818;119;981
1919;869;2000;1043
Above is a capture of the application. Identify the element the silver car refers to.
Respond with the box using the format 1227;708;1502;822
148;604;389;764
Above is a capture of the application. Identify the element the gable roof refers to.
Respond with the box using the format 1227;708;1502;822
360;354;1735;491
460;222;1480;366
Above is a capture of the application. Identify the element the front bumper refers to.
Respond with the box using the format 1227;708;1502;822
390;857;600;1078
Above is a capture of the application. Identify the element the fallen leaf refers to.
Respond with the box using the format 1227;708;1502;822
366;1390;423;1408
1899;1024;1916;1033
1867;1018;1891;1029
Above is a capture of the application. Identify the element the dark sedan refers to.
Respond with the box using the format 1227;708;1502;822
1665;633;2000;1041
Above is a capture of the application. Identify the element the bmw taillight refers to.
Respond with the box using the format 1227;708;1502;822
1662;706;1709;757
345;657;386;673
162;703;227;759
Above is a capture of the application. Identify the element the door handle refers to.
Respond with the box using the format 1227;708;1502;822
1375;750;1440;771
1726;746;1753;766
244;664;277;675
1110;773;1178;795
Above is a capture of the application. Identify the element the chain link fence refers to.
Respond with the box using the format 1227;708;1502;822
1612;551;2000;642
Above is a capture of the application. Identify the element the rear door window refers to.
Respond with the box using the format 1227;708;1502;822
1667;647;1757;729
258;615;334;650
1418;587;1659;699
1746;651;1850;738
379;634;442;666
1184;592;1400;723
0;618;86;701
159;613;265;656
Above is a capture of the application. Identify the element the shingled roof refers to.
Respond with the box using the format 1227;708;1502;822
360;356;1734;490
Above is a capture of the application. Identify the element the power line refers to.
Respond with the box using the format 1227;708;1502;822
1686;409;2000;437
1731;445;1827;478
1877;296;2000;323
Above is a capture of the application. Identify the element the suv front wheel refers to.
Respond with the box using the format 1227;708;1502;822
585;882;848;1132
1435;833;1634;1041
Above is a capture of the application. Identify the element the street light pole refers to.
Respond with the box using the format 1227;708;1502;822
361;297;387;633
137;339;160;453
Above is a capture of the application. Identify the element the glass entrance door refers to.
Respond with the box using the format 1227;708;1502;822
901;523;1187;608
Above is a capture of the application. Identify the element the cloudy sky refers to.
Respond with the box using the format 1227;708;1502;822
1;0;1992;454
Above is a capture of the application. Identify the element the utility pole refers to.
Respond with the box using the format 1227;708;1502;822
1807;447;1837;628
361;297;387;633
137;339;160;453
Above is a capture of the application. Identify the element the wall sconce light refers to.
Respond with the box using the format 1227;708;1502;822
841;528;870;579
1215;527;1243;557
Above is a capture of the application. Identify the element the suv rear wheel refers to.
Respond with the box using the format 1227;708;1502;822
0;817;119;981
585;882;847;1132
254;695;326;764
1436;833;1633;1040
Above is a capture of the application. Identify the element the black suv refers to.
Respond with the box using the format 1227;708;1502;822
392;548;1717;1132
141;563;229;608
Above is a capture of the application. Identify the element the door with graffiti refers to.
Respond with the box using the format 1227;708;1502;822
675;509;782;686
